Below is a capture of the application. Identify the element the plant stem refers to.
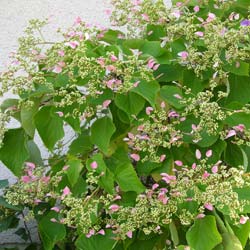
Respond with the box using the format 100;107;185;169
21;211;33;244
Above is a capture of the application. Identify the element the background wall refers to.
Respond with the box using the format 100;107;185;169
0;0;170;244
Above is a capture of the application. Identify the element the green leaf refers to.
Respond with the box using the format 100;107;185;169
226;75;250;105
0;128;29;176
38;211;66;250
115;92;145;116
69;130;93;155
132;80;160;107
160;85;184;109
155;64;183;82
186;216;222;250
224;143;244;167
224;61;249;76
182;70;205;94
34;106;64;151
128;237;159;250
141;41;166;57
146;25;165;41
115;162;145;194
225;112;250;129
87;153;114;193
20;101;39;138
220;232;243;250
232;221;250;248
0;196;22;211
233;187;250;213
66;158;84;188
0;215;19;233
75;230;116;250
0;98;19;112
26;140;43;166
169;221;179;246
90;117;116;154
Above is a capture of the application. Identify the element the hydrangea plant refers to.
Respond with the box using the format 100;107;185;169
1;0;250;249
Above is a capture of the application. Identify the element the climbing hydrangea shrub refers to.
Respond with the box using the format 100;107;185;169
1;0;250;249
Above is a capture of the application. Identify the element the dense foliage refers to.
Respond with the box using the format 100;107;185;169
1;0;250;249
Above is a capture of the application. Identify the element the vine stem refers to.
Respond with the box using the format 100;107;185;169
21;211;33;244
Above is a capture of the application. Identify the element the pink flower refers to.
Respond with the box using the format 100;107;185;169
195;149;202;160
104;9;112;16
90;161;98;169
133;81;140;87
178;51;189;60
147;59;155;69
63;165;69;171
41;176;50;183
126;231;133;238
202;171;210;179
204;203;214;211
152;183;159;190
212;165;218;174
34;199;42;205
132;0;142;6
192;163;197;169
206;13;216;23
110;55;118;62
158;192;169;204
109;204;120;212
21;175;31;183
193;6;200;12
196;213;205;219
174;160;183;166
97;57;105;67
195;31;204;37
225;129;236;139
97;229;105;235
62;186;71;196
168;111;179;118
58;50;65;57
206;149;212;158
74;16;82;25
58;61;66;67
50;218;57;223
86;229;95;238
53;65;62;74
146;106;154;115
114;195;122;201
160;154;166;162
161;173;176;184
130;153;140;162
233;124;245;132
240;216;249;224
65;41;79;49
26;162;36;169
160;101;166;108
148;30;153;36
56;111;64;117
102;100;111;108
106;65;116;72
153;64;160;71
173;94;182;99
171;10;181;19
141;13;150;21
51;207;60;213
